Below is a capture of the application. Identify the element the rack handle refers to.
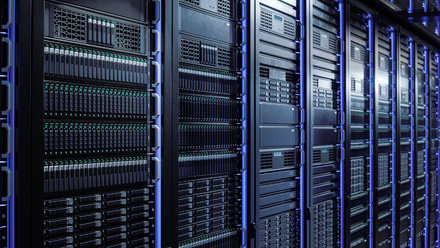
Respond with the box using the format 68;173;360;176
152;0;161;24
152;157;161;183
240;101;247;122
239;0;247;22
151;29;161;56
2;38;13;72
152;125;161;151
2;0;13;29
298;21;305;41
2;123;12;158
151;61;161;87
2;81;12;115
152;93;161;119
2;166;12;201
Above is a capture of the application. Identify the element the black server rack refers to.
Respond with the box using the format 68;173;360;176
249;0;302;247
396;33;414;248
162;0;247;247
373;20;395;248
343;5;371;247
2;0;161;247
41;1;158;247
306;0;342;247
413;42;428;248
428;51;439;248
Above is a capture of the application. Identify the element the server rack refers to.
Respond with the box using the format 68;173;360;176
162;0;247;247
306;0;343;247
413;42;428;248
396;32;415;248
428;51;439;248
343;5;372;247
4;0;161;247
0;0;14;247
249;0;302;247
41;1;159;247
373;20;396;248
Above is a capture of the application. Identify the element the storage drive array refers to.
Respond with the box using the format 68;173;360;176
176;0;245;246
42;2;154;247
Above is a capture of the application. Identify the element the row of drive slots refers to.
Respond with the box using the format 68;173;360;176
178;66;240;96
86;16;116;47
178;152;241;179
179;94;243;122
44;188;152;248
44;43;148;84
44;82;149;118
259;211;300;245
44;157;150;194
44;122;148;155
178;176;241;241
179;230;241;248
178;124;243;150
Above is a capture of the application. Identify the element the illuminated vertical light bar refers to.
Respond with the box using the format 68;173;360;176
339;1;345;247
240;0;247;246
154;1;161;247
390;27;397;248
299;0;306;247
368;14;374;248
424;46;429;247
437;52;440;247
409;38;415;247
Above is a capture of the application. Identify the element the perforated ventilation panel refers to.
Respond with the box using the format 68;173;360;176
378;154;389;187
115;22;142;52
350;43;367;63
401;153;409;179
218;0;232;16
417;151;424;175
313;30;338;53
350;158;365;195
53;7;87;41
260;153;273;170
260;9;272;29
284;151;297;167
284;19;295;37
217;47;234;68
180;38;200;62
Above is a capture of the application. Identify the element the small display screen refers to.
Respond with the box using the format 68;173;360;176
274;15;283;21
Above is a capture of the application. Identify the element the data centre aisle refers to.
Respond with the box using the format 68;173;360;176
3;0;440;248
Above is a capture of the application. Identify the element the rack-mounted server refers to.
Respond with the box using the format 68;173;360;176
162;0;247;247
373;20;395;248
344;6;372;247
249;0;302;247
307;0;343;247
41;1;159;247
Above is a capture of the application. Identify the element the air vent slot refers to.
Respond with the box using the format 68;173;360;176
53;7;87;41
260;153;273;170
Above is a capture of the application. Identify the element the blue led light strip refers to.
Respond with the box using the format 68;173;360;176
338;2;345;247
240;1;247;246
154;1;162;247
423;47;429;247
437;52;440;247
299;0;306;247
409;38;415;247
390;27;397;248
368;15;374;248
